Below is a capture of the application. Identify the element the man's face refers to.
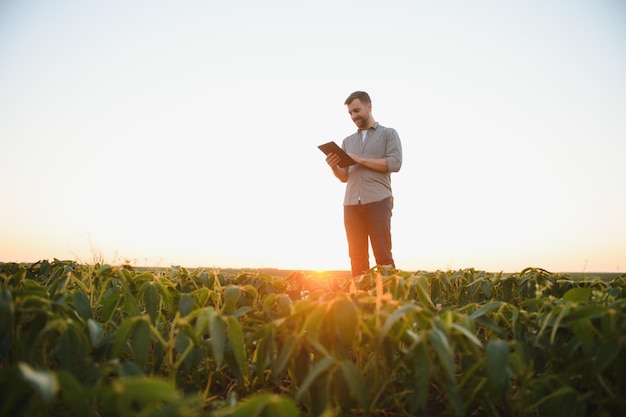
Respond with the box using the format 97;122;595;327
347;99;372;129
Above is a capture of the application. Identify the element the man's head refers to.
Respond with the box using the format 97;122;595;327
344;91;371;106
345;91;374;130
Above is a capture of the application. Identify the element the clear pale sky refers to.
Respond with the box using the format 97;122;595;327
1;1;625;272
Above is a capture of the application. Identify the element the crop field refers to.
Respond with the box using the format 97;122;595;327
1;260;625;417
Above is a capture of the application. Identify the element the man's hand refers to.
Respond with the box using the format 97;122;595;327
325;153;348;182
325;153;342;167
348;153;389;173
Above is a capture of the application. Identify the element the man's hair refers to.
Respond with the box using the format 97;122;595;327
344;91;371;105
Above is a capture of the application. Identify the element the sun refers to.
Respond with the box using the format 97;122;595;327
283;269;354;299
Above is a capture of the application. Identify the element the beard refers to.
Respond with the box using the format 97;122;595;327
353;115;371;129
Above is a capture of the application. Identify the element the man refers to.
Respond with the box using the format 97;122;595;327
325;91;403;277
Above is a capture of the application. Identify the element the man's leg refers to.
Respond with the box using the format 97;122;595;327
344;204;370;276
365;197;395;268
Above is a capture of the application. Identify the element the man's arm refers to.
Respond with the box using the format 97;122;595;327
348;154;389;172
325;153;348;182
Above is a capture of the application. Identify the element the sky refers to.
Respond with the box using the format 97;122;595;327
1;0;625;273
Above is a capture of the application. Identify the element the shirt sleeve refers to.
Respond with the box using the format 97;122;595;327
385;128;402;172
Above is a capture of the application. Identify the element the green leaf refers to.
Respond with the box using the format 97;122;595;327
562;287;591;303
116;270;140;316
0;287;13;337
179;293;194;317
535;308;557;345
209;312;227;367
133;271;156;283
328;297;359;348
339;360;369;412
469;301;504;319
71;291;92;320
428;328;455;381
486;339;510;398
232;306;254;318
569;318;595;356
101;288;122;322
262;394;300;417
274;335;297;375
529;384;575;409
450;323;483;347
213;393;300;417
57;322;88;373
120;361;143;377
295;356;336;401
278;294;292;317
414;276;435;308
409;342;430;413
227;316;247;379
56;371;90;416
262;293;277;312
130;317;151;368
381;304;421;338
217;394;266;417
174;332;192;355
143;282;159;324
112;317;135;358
242;284;258;305
155;278;175;313
190;287;211;307
87;319;104;347
18;362;59;402
594;337;620;375
563;304;607;321
442;377;465;417
113;376;179;403
224;286;241;314
550;304;571;344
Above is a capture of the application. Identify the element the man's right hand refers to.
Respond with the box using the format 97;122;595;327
325;153;342;167
325;153;348;182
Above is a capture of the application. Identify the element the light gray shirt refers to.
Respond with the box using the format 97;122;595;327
341;122;402;206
